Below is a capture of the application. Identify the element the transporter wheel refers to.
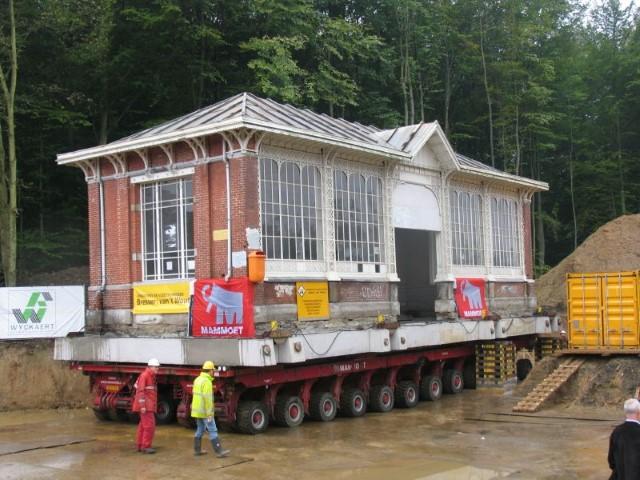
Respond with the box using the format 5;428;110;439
419;375;443;402
115;409;130;422
463;362;477;390
517;359;533;381
127;412;140;423
176;401;196;428
340;387;367;417
274;395;305;428
309;392;337;422
236;401;270;435
93;408;110;421
395;381;419;408
107;408;122;421
369;385;394;413
443;369;464;394
155;396;177;425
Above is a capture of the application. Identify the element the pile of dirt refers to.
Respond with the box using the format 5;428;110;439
0;340;90;411
515;357;640;409
536;214;640;311
17;265;89;287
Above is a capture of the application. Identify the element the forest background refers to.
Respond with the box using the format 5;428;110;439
0;0;638;284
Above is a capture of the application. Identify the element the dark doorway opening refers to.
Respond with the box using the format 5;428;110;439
395;228;438;321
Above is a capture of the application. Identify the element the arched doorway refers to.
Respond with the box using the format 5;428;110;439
392;183;441;320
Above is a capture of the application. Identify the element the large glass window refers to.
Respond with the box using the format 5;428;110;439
141;178;194;280
491;197;520;267
334;171;384;266
260;158;323;261
449;190;484;266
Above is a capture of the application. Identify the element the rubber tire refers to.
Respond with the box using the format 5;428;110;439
463;362;477;390
107;408;121;421
443;369;464;394
273;395;304;428
517;360;532;381
309;392;337;422
369;385;395;412
93;408;110;421
419;375;443;402
155;396;177;425
395;381;419;408
236;400;270;435
127;412;140;423
115;409;130;422
340;387;367;417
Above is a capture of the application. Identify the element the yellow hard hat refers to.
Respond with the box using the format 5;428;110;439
202;360;215;370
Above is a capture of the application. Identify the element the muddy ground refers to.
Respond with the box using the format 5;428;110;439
0;340;89;411
0;389;617;480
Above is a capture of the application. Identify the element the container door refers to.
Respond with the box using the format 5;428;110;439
602;272;639;348
567;275;601;348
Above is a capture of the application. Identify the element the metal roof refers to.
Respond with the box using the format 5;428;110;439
372;122;438;155
56;92;547;190
95;92;391;151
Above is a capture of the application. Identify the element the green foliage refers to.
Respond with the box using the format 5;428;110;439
242;36;308;104
1;0;640;276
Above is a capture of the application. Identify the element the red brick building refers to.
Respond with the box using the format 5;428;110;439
56;93;547;334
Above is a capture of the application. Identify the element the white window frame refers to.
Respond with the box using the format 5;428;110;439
334;169;386;275
491;196;522;269
449;189;484;267
259;157;324;263
258;147;390;279
140;177;195;281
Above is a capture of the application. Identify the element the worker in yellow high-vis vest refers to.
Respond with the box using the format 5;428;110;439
191;360;230;457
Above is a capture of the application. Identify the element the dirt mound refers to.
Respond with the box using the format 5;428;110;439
536;214;640;310
17;265;89;287
0;340;89;411
516;357;640;409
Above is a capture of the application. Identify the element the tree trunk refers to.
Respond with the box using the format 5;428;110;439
616;109;625;214
479;16;495;167
514;101;521;175
569;122;577;250
444;51;452;136
0;0;18;286
535;191;545;270
418;75;425;122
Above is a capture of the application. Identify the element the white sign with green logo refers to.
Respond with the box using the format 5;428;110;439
0;286;85;339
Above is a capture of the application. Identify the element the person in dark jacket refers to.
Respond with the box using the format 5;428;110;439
608;398;640;480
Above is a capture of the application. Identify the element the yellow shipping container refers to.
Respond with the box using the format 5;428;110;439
567;272;640;350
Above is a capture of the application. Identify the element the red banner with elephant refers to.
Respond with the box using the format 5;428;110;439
454;278;488;319
191;278;255;338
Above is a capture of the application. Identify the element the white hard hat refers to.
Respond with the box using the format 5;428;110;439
148;358;160;367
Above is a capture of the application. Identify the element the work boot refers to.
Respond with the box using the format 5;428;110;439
194;437;207;456
211;438;230;458
142;448;156;454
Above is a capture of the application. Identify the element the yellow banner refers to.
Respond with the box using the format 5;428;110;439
296;281;330;321
132;282;190;314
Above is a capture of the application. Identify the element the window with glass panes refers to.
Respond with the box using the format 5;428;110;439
260;158;323;261
141;178;194;280
449;190;484;266
334;171;384;265
491;197;520;267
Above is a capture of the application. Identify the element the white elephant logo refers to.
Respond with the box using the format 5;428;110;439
461;280;483;309
201;284;244;325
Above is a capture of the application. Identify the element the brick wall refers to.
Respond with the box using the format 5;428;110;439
193;163;212;279
88;135;264;312
87;182;100;309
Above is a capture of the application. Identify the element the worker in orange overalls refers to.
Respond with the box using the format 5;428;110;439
132;358;160;453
